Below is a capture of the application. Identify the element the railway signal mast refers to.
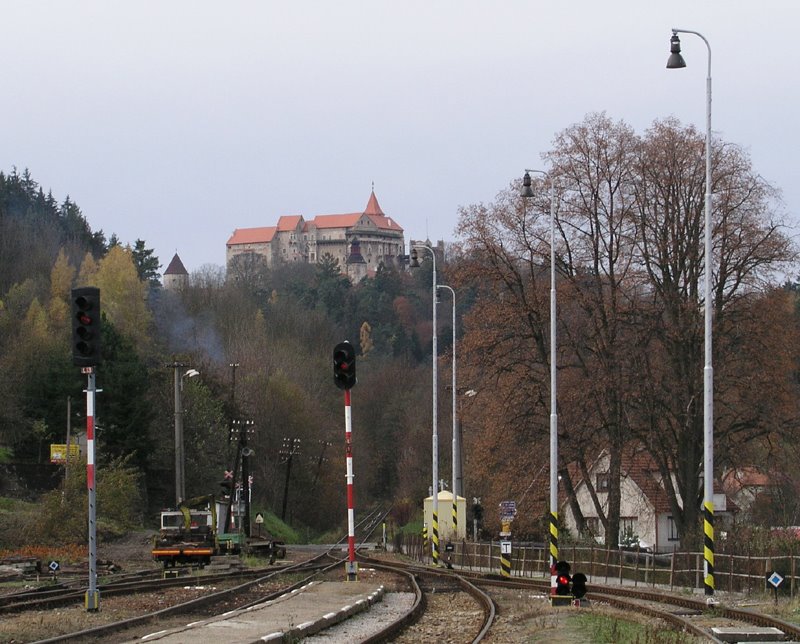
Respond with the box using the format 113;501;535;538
71;287;102;612
333;341;357;581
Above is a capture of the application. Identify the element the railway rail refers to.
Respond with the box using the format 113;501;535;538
466;572;800;642
7;517;800;643
1;507;391;642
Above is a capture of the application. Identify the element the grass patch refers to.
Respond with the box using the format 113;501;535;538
572;612;697;643
251;509;301;543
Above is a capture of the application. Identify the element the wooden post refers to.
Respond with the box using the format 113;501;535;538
669;550;676;591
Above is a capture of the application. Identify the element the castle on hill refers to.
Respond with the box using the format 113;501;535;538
225;190;406;282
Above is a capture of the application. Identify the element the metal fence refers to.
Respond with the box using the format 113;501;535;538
398;535;799;596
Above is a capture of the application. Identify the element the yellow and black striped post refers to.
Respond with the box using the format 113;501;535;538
432;511;440;566
500;521;512;578
549;510;559;596
500;545;512;578
422;523;428;541
549;511;559;566
704;501;714;595
452;499;458;535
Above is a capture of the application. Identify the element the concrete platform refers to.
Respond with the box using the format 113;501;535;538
132;580;385;643
711;626;785;642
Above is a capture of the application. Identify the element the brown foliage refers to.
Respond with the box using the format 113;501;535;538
455;113;799;547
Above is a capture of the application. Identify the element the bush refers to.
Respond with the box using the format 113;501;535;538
33;455;144;544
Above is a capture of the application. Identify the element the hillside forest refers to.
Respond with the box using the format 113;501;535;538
1;112;800;551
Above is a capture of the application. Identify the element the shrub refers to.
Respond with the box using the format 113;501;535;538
32;455;144;544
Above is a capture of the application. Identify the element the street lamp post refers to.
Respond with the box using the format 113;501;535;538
410;243;440;566
521;170;560;576
438;283;458;540
667;27;715;600
171;364;199;506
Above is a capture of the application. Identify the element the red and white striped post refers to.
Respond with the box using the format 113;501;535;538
84;368;100;611
344;388;357;581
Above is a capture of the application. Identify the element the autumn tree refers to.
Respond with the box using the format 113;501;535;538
629;117;797;545
86;245;153;353
455;113;798;547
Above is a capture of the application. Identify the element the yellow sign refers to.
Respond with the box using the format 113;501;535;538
50;444;80;464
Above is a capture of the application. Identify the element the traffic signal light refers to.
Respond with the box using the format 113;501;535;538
71;287;101;367
571;572;588;599
333;341;356;390
555;560;572;596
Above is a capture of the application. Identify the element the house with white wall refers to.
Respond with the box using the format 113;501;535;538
561;444;734;553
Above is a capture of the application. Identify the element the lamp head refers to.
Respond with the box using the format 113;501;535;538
666;33;686;69
409;247;420;268
184;369;199;378
520;171;535;198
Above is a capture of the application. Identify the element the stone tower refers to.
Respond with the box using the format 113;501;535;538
163;253;189;291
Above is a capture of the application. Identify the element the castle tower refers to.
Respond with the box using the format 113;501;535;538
163;253;189;291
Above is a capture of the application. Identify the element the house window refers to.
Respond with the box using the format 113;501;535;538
619;517;638;545
667;516;680;541
596;472;610;492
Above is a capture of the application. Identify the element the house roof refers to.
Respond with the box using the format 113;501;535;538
163;253;188;276
722;467;773;494
572;443;730;515
277;215;303;232
227;226;277;246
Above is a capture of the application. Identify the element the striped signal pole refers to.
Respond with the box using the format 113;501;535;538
83;367;100;611
344;388;357;581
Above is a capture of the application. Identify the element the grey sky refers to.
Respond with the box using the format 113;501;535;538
2;1;797;274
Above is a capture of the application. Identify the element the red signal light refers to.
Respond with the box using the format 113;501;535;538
333;341;357;390
71;287;101;366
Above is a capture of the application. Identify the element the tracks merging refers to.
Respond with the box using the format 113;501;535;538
7;515;799;643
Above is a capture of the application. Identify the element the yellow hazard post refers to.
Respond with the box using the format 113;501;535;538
500;520;512;578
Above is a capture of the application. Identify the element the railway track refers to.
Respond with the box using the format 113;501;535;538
9;514;798;643
0;507;391;643
462;572;800;642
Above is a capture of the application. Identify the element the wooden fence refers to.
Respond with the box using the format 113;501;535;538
398;535;798;596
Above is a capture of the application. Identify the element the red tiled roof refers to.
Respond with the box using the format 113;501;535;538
364;190;384;216
227;226;277;246
721;467;772;494
309;213;363;229
277;215;303;232
367;213;403;232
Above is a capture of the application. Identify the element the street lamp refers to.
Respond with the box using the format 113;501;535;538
520;169;559;571
410;243;441;566
437;283;457;540
667;27;715;600
172;365;199;505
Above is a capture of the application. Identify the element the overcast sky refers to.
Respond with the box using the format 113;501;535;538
1;1;797;274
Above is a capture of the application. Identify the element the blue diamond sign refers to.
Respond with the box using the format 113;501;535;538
768;571;784;589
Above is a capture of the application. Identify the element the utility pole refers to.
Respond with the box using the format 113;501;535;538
311;440;331;491
280;437;301;521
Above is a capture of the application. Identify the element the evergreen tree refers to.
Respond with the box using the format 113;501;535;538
131;239;162;287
